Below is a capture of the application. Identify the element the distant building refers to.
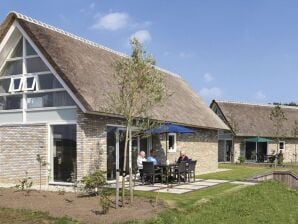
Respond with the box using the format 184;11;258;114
211;100;298;163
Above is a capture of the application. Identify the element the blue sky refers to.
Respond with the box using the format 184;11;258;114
1;0;298;104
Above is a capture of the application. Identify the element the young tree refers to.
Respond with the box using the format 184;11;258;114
269;105;287;167
106;38;169;207
227;113;239;163
291;120;298;164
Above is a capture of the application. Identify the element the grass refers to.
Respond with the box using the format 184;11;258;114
0;207;78;224
197;163;289;181
132;181;298;224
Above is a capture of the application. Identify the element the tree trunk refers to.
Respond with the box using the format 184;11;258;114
122;123;130;207
129;128;133;204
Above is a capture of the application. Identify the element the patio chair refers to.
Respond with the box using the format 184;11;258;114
175;161;187;184
186;160;197;182
142;161;162;185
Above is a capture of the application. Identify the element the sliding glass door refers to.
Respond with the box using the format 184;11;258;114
51;124;77;183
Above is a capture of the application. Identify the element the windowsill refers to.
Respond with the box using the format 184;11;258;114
49;181;74;186
26;106;77;111
0;109;22;113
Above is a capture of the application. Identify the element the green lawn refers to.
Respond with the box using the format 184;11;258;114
0;208;78;224
132;181;298;224
197;163;288;181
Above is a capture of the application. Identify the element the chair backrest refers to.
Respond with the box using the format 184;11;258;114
142;161;155;174
188;160;197;171
177;161;187;172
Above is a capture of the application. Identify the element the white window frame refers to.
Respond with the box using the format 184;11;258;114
23;76;37;91
9;77;23;92
168;133;177;153
279;141;286;152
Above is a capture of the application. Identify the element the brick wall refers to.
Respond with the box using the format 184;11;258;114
152;129;218;174
76;111;122;180
0;124;48;185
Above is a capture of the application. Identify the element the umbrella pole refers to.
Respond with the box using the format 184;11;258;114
256;141;258;162
166;133;168;161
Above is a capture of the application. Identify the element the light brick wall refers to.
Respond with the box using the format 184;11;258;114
76;111;122;180
0;124;48;185
233;137;298;163
268;140;298;163
152;129;218;174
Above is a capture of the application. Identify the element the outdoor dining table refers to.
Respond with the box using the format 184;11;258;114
155;163;179;184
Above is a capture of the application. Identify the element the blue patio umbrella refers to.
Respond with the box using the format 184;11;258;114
146;123;195;159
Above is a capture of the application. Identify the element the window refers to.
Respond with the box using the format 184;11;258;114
25;40;37;56
26;57;49;73
0;95;22;110
23;77;37;91
279;141;285;152
0;79;10;93
10;39;23;58
27;91;75;108
9;77;23;92
0;60;22;76
168;133;176;152
38;73;63;89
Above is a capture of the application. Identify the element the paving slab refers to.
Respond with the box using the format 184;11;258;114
174;184;209;190
191;181;219;186
134;185;162;191
157;188;192;194
204;179;229;183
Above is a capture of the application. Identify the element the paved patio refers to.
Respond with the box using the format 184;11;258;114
107;179;257;194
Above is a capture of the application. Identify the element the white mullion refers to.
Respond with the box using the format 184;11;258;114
22;37;27;123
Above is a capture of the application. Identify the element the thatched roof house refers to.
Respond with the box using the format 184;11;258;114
211;100;298;163
0;12;228;187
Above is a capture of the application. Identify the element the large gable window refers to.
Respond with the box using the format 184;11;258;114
0;35;76;112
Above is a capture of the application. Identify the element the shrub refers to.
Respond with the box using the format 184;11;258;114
238;156;245;164
80;170;106;195
100;189;112;214
16;172;33;195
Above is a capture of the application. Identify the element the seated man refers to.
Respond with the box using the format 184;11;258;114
177;151;189;163
147;149;159;165
137;151;147;177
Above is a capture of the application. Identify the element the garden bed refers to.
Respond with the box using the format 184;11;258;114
0;187;163;224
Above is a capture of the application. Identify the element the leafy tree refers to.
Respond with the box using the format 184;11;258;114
106;38;169;207
269;105;287;166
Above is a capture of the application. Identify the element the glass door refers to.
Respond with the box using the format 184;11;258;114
51;124;77;183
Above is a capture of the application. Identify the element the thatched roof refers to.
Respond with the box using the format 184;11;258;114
0;12;228;130
211;100;298;138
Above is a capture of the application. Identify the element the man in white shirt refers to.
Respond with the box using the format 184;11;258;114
137;151;147;178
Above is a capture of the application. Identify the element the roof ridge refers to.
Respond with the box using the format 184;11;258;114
215;99;298;110
11;11;182;79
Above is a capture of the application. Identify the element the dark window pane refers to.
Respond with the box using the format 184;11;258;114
13;78;22;90
0;79;11;93
0;94;23;110
27;91;75;108
52;124;77;182
25;77;36;90
10;38;23;58
26;57;49;73
0;60;22;76
39;74;63;89
25;40;37;56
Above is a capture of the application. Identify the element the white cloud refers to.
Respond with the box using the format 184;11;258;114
199;87;222;100
130;30;152;44
255;90;266;101
179;52;194;58
92;12;130;31
203;73;214;82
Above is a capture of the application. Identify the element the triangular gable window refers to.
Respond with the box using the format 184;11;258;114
0;34;75;110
